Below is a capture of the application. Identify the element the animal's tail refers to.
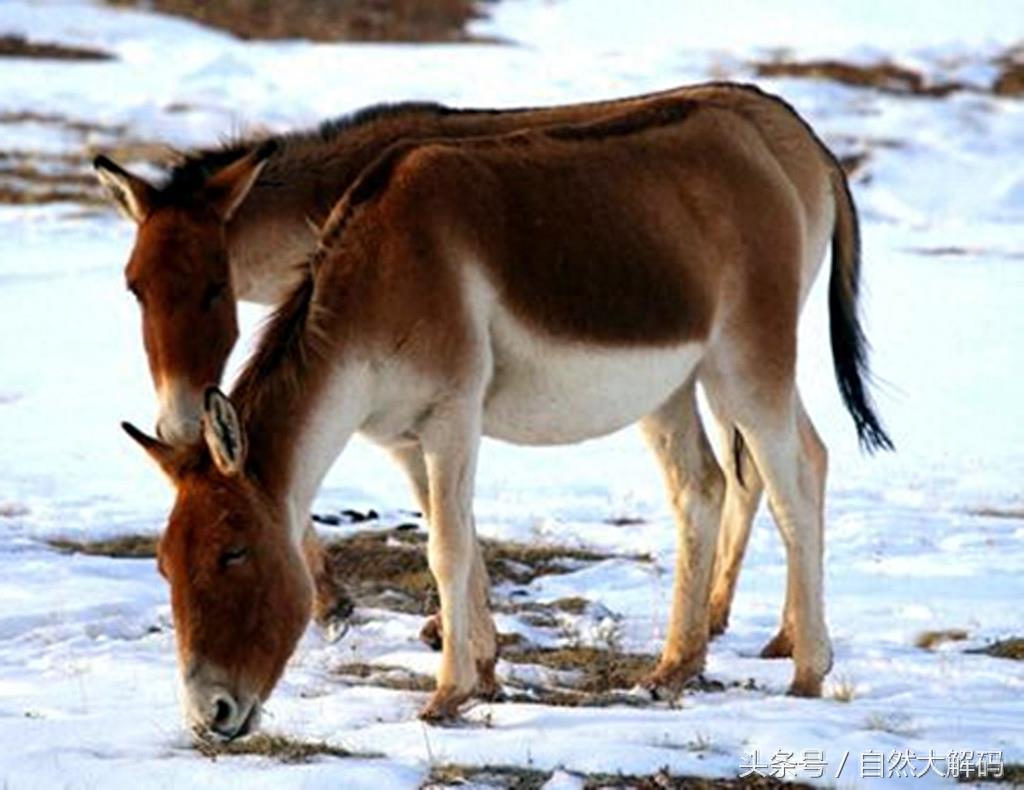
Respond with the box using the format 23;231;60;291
827;164;894;452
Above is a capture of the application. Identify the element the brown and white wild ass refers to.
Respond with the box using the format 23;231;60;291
122;86;891;738
96;84;887;649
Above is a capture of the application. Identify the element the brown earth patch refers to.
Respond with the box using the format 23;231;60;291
955;763;1024;785
915;628;969;651
193;732;373;762
754;58;965;97
321;527;639;615
968;638;1024;661
47;534;157;558
105;0;497;43
425;765;815;789
0;35;114;61
334;661;435;692
0;112;173;209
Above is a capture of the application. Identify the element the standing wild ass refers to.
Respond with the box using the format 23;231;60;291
95;84;887;651
121;86;891;738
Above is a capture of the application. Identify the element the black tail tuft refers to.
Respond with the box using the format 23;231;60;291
828;172;894;453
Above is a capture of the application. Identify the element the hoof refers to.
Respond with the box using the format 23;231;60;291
641;654;704;700
787;674;823;698
419;685;472;723
419;615;443;652
476;656;499;700
313;588;355;642
708;608;729;638
760;628;793;659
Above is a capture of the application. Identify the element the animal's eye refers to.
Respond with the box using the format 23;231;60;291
219;546;248;569
201;281;228;311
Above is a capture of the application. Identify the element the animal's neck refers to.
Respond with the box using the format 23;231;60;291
223;115;447;304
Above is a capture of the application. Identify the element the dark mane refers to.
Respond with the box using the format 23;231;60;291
158;100;455;204
230;266;324;435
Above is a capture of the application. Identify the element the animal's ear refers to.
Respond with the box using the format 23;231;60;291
205;140;277;222
93;156;156;223
202;387;246;476
122;421;183;480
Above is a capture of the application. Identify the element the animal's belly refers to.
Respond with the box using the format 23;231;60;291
482;318;702;446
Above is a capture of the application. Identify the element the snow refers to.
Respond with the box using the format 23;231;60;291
1;1;1023;787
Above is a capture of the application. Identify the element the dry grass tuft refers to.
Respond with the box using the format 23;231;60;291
334;661;434;692
426;765;816;789
915;628;970;651
968;506;1024;520
0;35;114;61
968;638;1024;661
829;676;857;703
502;645;653;694
754;58;964;97
954;763;1024;785
48;534;157;558
322;527;632;614
193;732;368;763
106;0;496;43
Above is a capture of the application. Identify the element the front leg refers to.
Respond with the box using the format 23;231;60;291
417;402;495;721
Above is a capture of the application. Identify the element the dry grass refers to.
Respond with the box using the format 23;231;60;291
754;58;964;97
0;111;173;209
502;645;654;694
321;527;632;614
968;638;1024;661
425;765;816;789
968;506;1024;520
193;732;369;762
955;763;1024;785
106;0;496;43
0;34;114;61
829;675;857;703
915;628;970;651
334;661;434;692
47;534;157;558
863;712;918;737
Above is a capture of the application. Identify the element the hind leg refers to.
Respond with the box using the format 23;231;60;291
304;522;355;640
705;406;795;658
707;365;832;695
640;380;725;696
706;412;764;638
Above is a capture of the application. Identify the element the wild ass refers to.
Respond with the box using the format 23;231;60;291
123;88;891;737
96;84;887;650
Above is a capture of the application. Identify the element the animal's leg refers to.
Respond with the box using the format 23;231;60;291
712;379;832;697
390;443;491;662
639;381;725;697
417;401;496;721
304;521;354;641
706;414;765;639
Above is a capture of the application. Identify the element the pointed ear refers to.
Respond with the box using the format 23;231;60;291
94;156;155;223
122;421;183;481
202;387;246;476
205;140;277;222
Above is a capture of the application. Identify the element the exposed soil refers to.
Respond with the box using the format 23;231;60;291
0;35;114;61
968;638;1024;661
193;732;370;762
105;0;497;43
754;58;966;97
424;764;816;789
915;628;969;651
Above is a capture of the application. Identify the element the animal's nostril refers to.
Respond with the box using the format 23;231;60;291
211;694;236;729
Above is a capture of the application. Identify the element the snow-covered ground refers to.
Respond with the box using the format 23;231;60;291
1;1;1023;787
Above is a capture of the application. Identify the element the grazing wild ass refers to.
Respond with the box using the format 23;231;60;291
121;85;891;737
94;84;882;651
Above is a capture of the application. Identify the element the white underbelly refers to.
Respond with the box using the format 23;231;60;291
482;312;702;445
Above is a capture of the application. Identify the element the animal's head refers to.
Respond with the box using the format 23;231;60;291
125;388;312;740
95;143;276;446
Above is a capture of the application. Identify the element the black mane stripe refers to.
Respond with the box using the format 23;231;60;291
160;101;456;201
